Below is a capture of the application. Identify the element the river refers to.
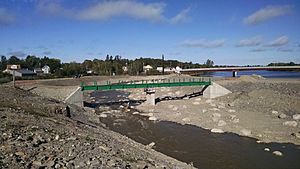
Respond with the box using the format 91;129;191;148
201;70;300;78
88;90;300;169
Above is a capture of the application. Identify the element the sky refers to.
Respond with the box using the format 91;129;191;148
0;0;300;65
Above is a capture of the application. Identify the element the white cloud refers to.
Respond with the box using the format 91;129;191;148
169;8;190;24
7;51;27;57
265;36;289;47
278;48;293;52
181;39;225;48
36;0;188;24
249;48;268;52
36;0;73;17
43;51;52;55
78;1;165;22
236;36;262;47
244;5;291;25
0;8;15;25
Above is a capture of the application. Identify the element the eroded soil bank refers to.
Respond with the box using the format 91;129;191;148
0;85;192;168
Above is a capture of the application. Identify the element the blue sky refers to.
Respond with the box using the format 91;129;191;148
0;0;299;65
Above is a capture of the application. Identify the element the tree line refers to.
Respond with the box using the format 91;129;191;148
0;55;215;77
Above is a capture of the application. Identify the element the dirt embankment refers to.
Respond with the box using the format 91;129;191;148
0;85;193;168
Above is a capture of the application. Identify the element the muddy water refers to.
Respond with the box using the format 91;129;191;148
90;91;300;169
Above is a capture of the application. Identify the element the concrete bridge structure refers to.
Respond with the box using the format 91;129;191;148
179;66;300;77
65;78;231;106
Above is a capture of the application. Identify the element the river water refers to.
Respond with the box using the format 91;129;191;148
89;91;300;169
201;70;300;78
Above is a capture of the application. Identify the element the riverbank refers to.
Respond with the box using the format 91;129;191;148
0;84;193;168
135;75;300;145
15;75;300;145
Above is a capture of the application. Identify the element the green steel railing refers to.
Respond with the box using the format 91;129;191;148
81;78;211;91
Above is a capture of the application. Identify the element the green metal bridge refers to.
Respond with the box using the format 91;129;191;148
81;78;211;91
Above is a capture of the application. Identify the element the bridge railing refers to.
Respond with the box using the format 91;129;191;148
80;77;211;91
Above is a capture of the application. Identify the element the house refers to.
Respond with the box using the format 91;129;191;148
143;65;153;72
122;66;128;72
34;65;50;74
10;69;37;77
156;67;174;73
34;68;43;74
175;66;182;74
42;65;50;74
86;70;93;74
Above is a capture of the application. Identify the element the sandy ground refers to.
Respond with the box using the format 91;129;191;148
134;75;300;145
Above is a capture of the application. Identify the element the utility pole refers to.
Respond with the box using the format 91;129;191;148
10;65;18;88
13;69;15;88
162;54;165;75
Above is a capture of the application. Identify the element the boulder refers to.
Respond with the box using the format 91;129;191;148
291;132;300;139
148;116;157;121
264;148;270;152
228;109;236;113
99;114;107;118
278;113;287;119
272;151;283;156
283;121;297;127
272;111;278;115
292;114;300;120
132;112;139;115
228;102;235;107
182;118;191;122
217;120;227;127
211;128;224;133
240;129;252;136
232;118;239;123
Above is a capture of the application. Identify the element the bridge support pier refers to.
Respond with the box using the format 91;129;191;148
145;88;156;106
203;82;231;99
65;87;83;107
232;71;238;77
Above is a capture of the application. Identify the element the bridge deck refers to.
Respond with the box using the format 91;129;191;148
81;78;211;91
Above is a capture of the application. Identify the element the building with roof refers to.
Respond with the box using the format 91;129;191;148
10;69;37;77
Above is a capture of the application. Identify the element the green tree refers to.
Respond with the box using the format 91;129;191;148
205;59;214;67
0;56;7;71
25;55;40;69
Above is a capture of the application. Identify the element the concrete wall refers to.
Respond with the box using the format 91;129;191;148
65;87;83;107
203;82;231;99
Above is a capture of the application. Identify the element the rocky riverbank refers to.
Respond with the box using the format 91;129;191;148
0;85;193;168
134;76;300;145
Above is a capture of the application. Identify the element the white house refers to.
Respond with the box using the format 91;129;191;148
175;66;182;74
143;65;153;72
42;65;50;74
122;66;128;72
156;67;174;73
